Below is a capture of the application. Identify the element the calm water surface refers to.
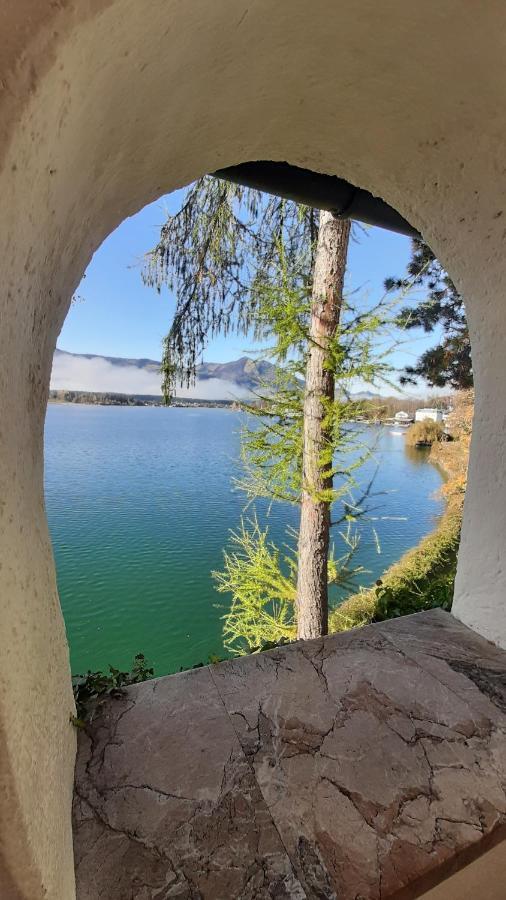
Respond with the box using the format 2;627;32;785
44;405;444;675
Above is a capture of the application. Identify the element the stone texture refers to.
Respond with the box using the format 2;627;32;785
73;667;305;899
74;613;506;898
379;609;506;725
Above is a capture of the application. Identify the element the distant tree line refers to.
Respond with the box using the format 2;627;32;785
48;390;234;408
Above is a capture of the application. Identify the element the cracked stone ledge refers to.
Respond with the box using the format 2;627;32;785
74;611;506;899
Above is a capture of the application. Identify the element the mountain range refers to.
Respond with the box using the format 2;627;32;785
51;349;280;400
51;349;381;401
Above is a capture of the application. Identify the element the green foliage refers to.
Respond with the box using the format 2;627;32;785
235;246;399;509
143;177;318;399
236;261;307;505
214;517;297;654
71;653;154;726
215;516;367;654
405;419;444;446
387;238;472;390
211;233;403;650
373;517;459;619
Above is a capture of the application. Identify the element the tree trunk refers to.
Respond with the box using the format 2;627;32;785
296;211;351;640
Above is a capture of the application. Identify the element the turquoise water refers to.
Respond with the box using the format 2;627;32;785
44;405;444;676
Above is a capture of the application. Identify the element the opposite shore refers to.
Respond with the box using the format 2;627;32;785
48;389;237;409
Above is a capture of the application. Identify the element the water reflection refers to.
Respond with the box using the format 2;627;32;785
403;442;432;466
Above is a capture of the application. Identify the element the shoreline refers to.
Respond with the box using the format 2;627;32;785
329;409;469;633
47;395;237;410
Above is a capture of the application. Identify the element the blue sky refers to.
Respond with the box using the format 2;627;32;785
58;188;437;385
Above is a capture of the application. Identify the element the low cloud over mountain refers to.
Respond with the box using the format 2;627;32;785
51;349;277;400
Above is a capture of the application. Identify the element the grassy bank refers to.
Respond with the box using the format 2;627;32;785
329;502;461;631
329;392;472;633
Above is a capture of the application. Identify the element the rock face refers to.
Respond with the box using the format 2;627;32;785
73;610;506;899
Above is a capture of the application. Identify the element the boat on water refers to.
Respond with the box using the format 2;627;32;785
386;411;414;428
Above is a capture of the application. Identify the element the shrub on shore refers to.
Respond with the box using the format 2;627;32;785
405;419;444;446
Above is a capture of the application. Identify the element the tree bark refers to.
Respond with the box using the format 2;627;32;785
296;211;351;640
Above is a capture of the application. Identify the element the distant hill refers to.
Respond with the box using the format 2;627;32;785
353;390;380;400
51;349;280;400
197;357;278;389
51;349;385;402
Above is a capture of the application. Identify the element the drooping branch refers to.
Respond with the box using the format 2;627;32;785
142;176;317;398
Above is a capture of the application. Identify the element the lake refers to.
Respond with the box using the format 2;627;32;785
44;405;444;676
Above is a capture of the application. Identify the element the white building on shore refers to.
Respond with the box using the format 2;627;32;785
415;407;444;424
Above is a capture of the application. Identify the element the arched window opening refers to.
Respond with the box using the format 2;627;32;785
46;171;463;682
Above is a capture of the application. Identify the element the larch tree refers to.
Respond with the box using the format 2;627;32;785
143;178;389;642
213;230;389;654
296;212;350;637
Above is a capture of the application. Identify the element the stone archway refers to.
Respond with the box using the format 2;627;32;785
1;2;506;896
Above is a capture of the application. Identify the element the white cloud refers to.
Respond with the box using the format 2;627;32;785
50;353;252;400
174;378;252;401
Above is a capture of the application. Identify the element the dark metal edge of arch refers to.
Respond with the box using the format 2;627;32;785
213;161;420;239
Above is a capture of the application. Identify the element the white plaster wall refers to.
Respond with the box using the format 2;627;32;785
1;1;506;895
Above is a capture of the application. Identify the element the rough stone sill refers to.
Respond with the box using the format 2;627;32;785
73;609;506;899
